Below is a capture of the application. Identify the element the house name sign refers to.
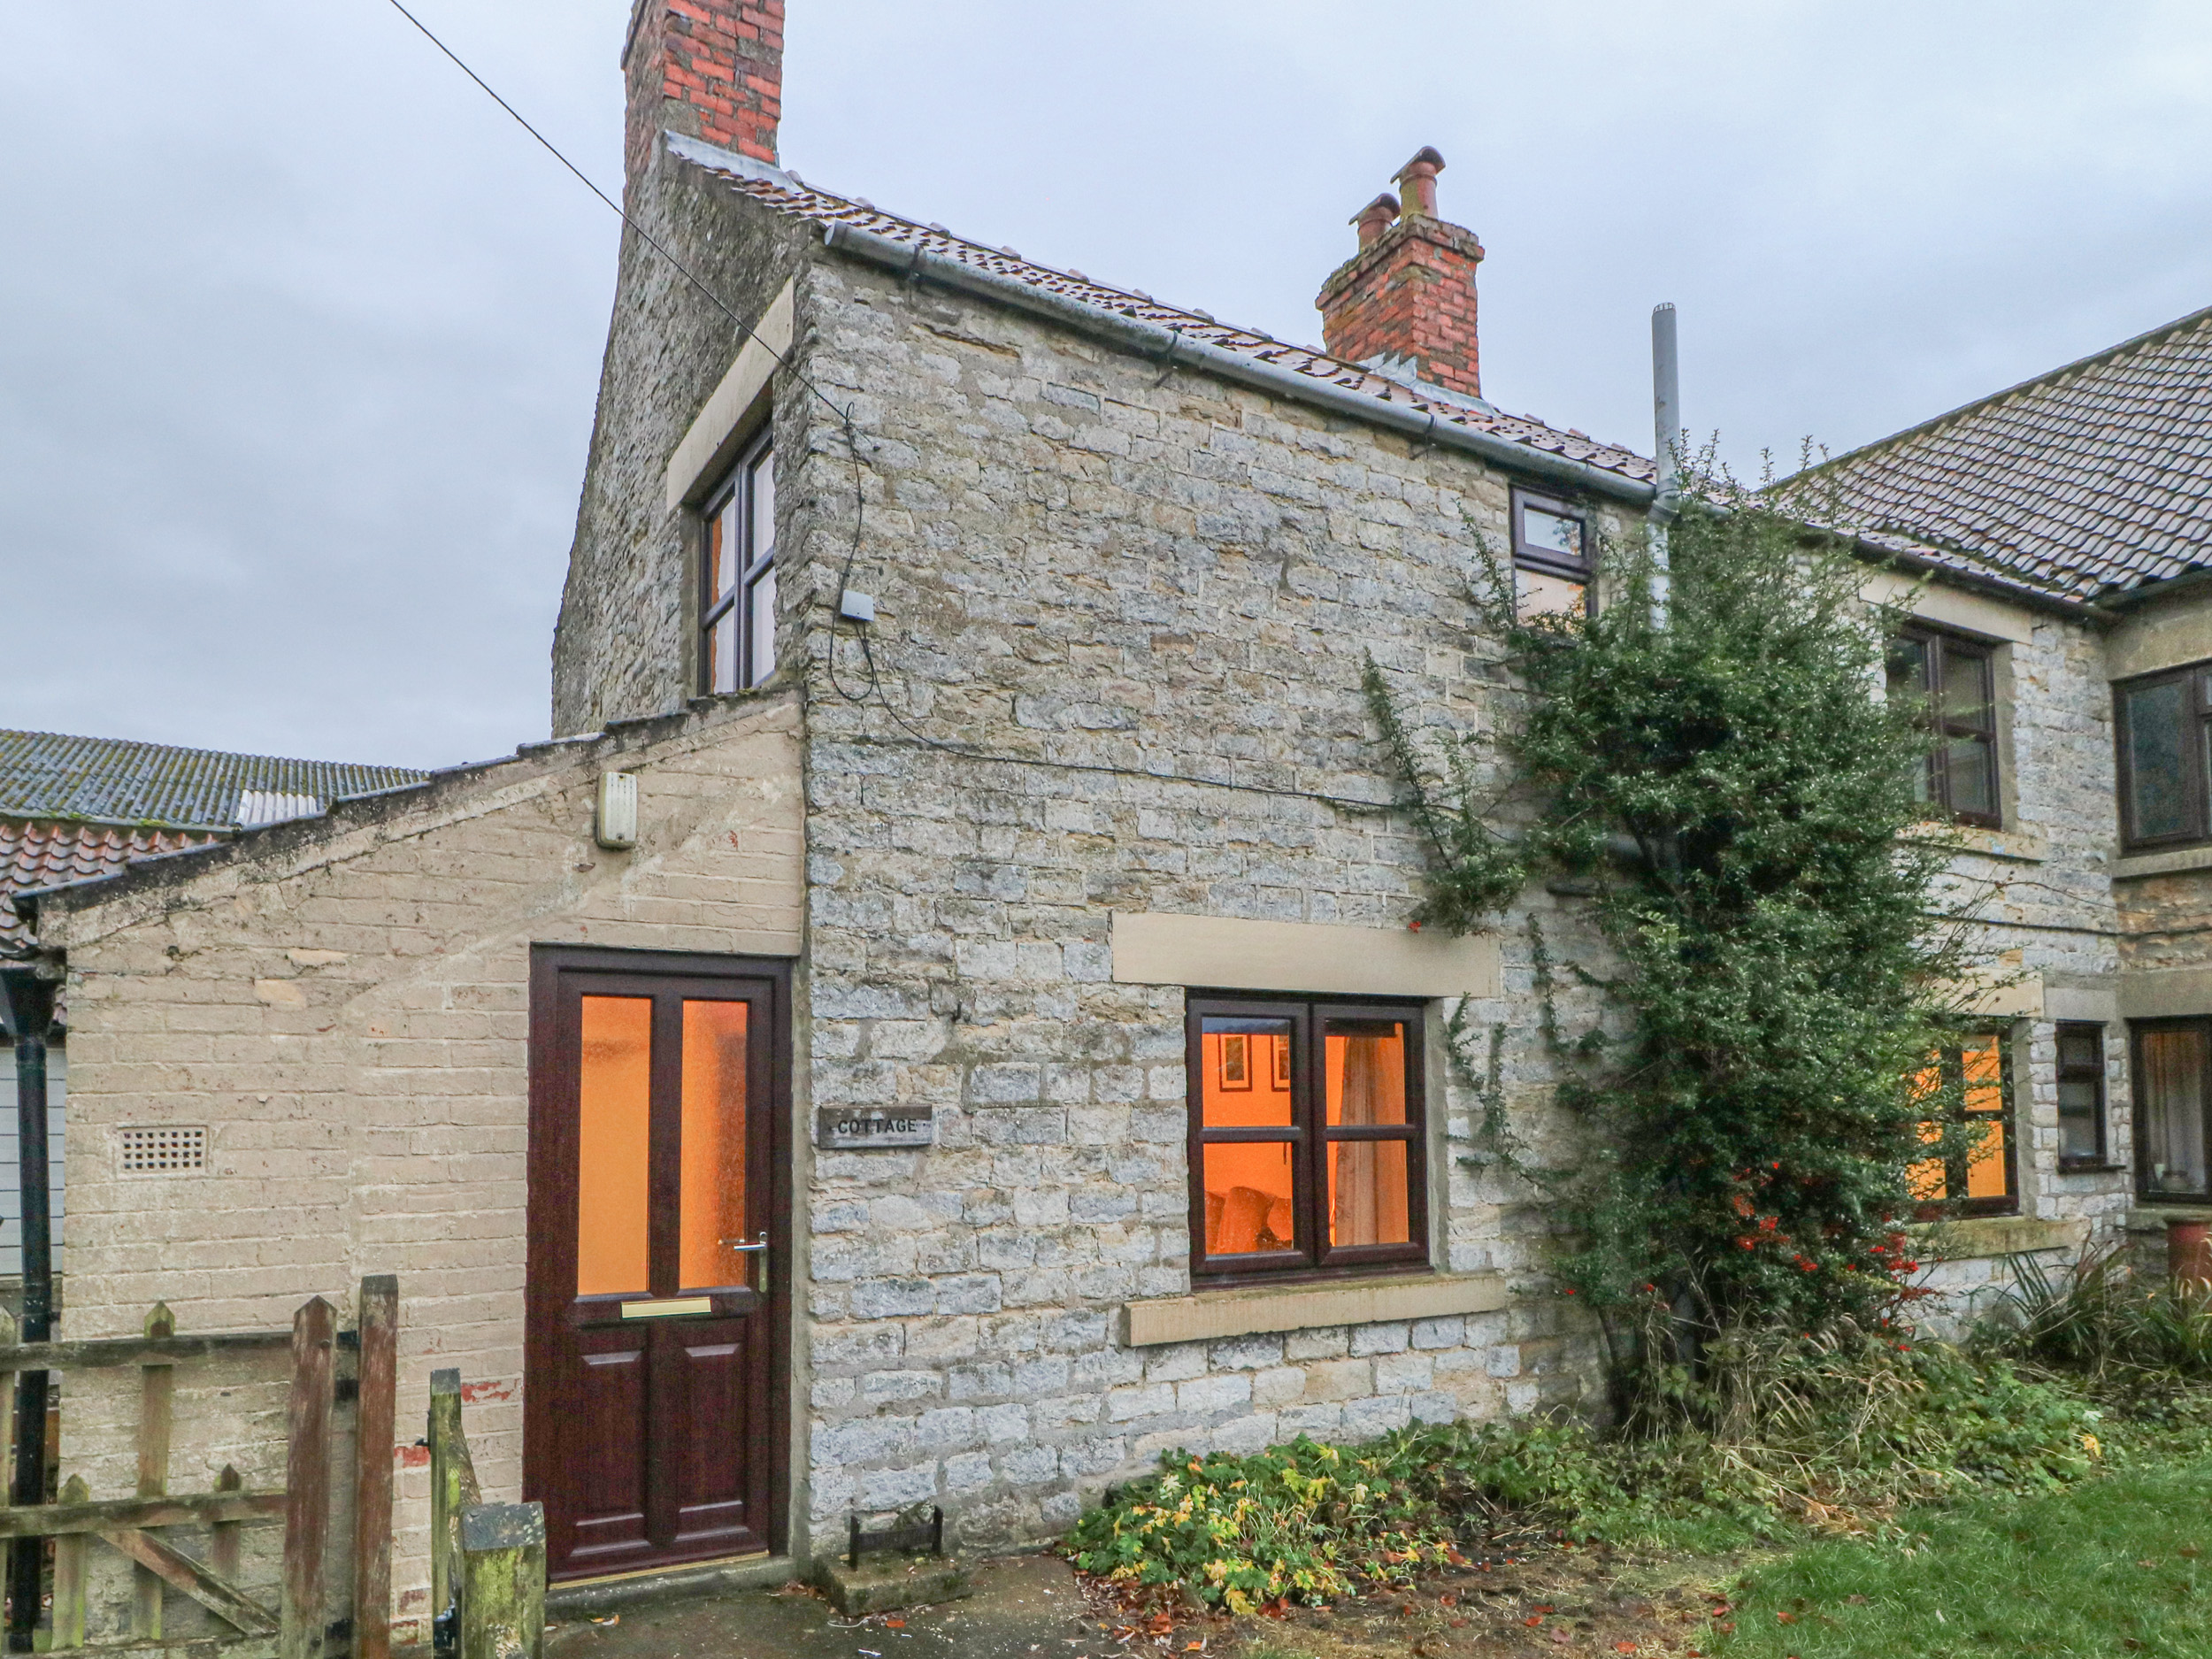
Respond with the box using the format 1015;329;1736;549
815;1106;935;1149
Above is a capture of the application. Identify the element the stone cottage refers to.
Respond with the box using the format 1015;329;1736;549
9;0;2212;1635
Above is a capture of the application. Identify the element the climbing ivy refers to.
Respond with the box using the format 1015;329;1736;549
1369;464;1990;1379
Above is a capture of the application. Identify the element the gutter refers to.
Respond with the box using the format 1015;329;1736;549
2086;562;2212;616
820;222;1660;511
1850;537;2107;626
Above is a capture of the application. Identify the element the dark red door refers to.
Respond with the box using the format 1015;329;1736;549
525;949;788;1580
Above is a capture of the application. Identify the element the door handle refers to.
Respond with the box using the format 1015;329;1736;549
721;1232;770;1294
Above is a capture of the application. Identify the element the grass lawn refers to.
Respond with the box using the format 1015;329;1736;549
1716;1453;2212;1658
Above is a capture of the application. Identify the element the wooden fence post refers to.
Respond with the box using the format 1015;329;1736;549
457;1503;543;1659
280;1296;336;1659
351;1276;398;1659
210;1465;244;1594
134;1302;175;1640
49;1474;88;1650
427;1370;461;1628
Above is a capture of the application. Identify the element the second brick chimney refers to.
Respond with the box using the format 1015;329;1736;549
1316;148;1486;399
623;0;784;187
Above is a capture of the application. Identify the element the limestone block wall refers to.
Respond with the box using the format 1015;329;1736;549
553;143;817;738
37;695;803;1641
780;247;1629;1548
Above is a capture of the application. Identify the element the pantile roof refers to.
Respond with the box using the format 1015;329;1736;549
0;728;426;833
668;135;1658;491
0;820;215;956
1793;304;2212;601
0;728;427;960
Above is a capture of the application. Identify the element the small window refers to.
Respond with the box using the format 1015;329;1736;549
2116;664;2212;850
1908;1030;2017;1216
2135;1018;2212;1200
1511;488;1591;620
1887;626;2001;827
1187;995;1428;1281
2055;1022;2108;1168
702;433;777;694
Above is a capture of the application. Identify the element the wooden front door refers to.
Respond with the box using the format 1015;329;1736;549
525;948;789;1581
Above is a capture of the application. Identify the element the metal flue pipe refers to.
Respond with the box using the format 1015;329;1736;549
1650;302;1681;630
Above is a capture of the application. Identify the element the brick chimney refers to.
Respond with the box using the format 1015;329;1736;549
1316;148;1486;399
623;0;784;186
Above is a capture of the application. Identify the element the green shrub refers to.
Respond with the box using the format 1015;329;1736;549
1978;1246;2212;1385
1067;1333;2106;1609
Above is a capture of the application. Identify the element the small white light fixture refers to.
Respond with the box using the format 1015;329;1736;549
838;589;877;624
595;772;639;850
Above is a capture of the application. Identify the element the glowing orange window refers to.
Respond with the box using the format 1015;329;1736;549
1908;1031;2016;1216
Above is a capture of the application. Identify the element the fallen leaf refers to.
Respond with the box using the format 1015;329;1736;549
1846;1594;1868;1605
1778;1610;1799;1624
1616;1643;1639;1654
884;1619;905;1630
2183;1546;2203;1559
588;1615;619;1627
1525;1616;1545;1627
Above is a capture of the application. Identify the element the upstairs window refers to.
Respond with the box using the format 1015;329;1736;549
1511;488;1592;620
1187;995;1428;1282
703;434;777;694
1888;626;2000;827
2116;663;2212;851
1908;1031;2017;1217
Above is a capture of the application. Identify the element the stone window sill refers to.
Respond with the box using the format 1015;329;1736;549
1121;1271;1508;1348
2128;1204;2212;1230
2114;843;2212;879
1905;1216;2088;1261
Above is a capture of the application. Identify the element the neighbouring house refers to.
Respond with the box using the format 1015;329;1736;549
0;729;424;1291
6;0;2209;1638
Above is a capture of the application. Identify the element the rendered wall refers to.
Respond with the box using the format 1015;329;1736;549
38;695;803;1642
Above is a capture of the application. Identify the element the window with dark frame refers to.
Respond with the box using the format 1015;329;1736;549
1187;995;1428;1281
2135;1018;2212;1201
2055;1022;2108;1169
1510;487;1592;620
2116;662;2212;850
1887;626;2001;827
1907;1029;2018;1217
702;432;777;695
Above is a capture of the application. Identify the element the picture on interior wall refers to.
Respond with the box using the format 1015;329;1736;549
1219;1033;1251;1090
1273;1033;1291;1089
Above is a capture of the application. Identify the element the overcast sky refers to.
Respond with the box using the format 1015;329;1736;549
4;2;2209;771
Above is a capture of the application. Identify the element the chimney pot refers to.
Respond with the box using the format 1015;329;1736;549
1394;146;1445;219
1352;193;1401;249
1316;146;1484;399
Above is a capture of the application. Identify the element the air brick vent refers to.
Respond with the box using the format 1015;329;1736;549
119;1125;207;1175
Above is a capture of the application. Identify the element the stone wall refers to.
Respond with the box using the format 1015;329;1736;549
37;694;803;1641
553;143;817;739
777;242;1634;1548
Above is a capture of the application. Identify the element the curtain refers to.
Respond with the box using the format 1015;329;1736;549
2142;1029;2208;1194
1333;1034;1408;1246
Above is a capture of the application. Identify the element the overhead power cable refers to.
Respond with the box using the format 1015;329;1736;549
378;0;911;714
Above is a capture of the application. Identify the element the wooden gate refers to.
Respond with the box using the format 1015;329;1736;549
0;1277;397;1658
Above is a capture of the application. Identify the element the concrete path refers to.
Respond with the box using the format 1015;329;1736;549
543;1554;1121;1659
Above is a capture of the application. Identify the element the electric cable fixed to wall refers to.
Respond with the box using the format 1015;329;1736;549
373;3;1417;807
380;0;895;702
377;0;1104;763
